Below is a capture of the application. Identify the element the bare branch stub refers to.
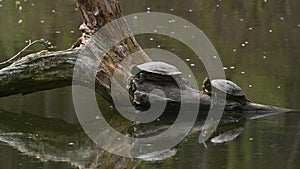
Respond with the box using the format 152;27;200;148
73;0;149;96
0;39;53;69
77;0;123;34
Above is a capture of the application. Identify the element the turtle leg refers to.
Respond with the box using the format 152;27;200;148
138;72;144;83
236;96;251;106
173;76;186;90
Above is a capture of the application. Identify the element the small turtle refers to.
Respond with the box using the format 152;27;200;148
130;62;186;89
202;77;250;105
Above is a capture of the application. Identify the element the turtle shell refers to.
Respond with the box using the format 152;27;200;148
211;79;245;96
131;62;182;76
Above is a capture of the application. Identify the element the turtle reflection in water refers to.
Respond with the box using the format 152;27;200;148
202;77;251;107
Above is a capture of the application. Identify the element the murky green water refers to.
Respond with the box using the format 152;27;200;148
0;0;299;169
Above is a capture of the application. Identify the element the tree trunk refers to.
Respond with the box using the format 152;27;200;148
0;0;149;102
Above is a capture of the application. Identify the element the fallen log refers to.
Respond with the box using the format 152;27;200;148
0;50;77;98
128;76;291;117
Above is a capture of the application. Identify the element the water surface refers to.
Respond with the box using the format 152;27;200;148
0;0;299;169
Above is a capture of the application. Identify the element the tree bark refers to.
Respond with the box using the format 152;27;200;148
0;50;77;97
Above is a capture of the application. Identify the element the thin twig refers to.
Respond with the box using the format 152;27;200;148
0;39;52;69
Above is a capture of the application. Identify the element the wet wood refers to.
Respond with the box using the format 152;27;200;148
128;79;291;117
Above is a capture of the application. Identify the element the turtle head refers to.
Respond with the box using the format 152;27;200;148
202;77;212;95
130;65;140;75
130;65;145;83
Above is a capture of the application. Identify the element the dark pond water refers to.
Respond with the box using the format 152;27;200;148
0;0;299;169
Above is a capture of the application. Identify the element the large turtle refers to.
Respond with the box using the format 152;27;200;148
128;62;187;110
202;77;250;105
130;62;186;89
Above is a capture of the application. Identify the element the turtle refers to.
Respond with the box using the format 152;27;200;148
130;62;186;89
202;77;250;105
128;62;188;110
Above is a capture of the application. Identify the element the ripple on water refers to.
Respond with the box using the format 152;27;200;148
138;149;177;162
